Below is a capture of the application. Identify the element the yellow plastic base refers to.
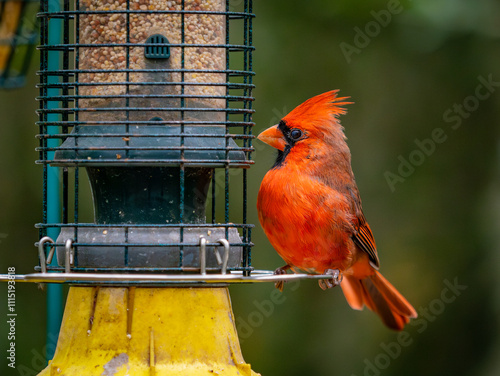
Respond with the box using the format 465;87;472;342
38;286;260;376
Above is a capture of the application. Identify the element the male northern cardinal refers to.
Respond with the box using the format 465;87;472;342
256;90;417;330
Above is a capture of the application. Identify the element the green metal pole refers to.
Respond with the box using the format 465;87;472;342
45;0;63;362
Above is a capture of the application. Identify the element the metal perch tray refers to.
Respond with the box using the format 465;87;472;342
0;270;339;287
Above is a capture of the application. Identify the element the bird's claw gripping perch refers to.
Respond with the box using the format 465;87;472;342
318;269;342;290
274;265;291;292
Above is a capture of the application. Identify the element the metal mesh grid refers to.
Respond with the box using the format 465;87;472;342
35;0;255;278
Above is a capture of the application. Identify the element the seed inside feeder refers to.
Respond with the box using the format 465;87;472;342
79;0;226;124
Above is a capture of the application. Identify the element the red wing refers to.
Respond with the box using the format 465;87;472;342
347;185;380;268
353;219;380;269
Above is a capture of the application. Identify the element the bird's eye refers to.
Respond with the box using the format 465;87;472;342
290;129;303;140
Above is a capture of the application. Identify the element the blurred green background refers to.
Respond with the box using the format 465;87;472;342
1;0;500;375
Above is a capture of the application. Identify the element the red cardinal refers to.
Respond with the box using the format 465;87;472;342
256;90;417;330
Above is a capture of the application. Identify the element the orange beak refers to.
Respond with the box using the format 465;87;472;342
257;124;286;151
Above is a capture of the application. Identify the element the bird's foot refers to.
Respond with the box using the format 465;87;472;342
318;269;343;290
274;265;291;292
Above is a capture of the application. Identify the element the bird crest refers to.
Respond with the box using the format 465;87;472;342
282;90;352;130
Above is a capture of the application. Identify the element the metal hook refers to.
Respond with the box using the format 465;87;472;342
65;238;74;273
38;236;55;274
199;236;207;275
200;237;230;275
216;239;230;275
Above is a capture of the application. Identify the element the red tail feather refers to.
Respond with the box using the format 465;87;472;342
341;271;417;331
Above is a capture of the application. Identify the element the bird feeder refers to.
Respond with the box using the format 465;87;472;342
0;0;336;374
42;0;252;270
0;0;38;88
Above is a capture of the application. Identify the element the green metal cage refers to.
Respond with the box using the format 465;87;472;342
36;0;255;281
